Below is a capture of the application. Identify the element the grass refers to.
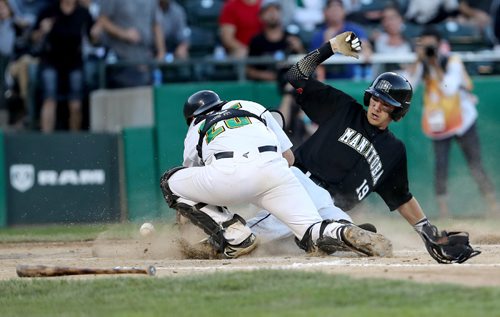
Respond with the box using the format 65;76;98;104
1;270;499;317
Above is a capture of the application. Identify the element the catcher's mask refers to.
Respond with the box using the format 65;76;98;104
364;72;412;121
183;90;226;125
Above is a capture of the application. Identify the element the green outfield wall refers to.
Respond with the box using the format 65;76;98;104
122;127;161;221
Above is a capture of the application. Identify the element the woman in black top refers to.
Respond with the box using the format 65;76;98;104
32;0;94;132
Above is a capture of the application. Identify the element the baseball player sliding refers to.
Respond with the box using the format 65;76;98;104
247;31;480;264
160;87;392;259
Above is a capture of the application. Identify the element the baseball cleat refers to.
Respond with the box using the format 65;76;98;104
358;223;377;233
341;225;392;257
337;219;377;233
223;233;258;259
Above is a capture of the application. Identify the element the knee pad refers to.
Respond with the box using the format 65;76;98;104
159;166;186;208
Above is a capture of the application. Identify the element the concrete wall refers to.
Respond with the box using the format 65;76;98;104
90;87;154;132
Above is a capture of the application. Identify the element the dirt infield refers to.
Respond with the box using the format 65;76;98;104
1;216;500;287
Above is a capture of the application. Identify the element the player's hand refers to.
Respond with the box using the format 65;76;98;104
415;220;480;264
329;31;361;59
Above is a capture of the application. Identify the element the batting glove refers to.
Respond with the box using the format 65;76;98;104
329;31;362;59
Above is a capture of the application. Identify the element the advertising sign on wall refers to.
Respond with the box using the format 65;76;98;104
5;132;122;224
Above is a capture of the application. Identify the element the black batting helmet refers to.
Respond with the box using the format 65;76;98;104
364;72;412;121
183;90;226;125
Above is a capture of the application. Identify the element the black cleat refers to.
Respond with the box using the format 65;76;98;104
358;223;377;233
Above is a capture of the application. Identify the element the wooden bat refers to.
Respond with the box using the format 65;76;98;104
16;265;156;277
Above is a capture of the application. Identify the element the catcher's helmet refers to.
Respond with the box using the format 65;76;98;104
363;72;412;121
184;90;225;120
183;90;225;125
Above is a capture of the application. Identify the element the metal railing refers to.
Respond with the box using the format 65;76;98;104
96;49;500;88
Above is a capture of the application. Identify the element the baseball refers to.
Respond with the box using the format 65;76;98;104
139;222;155;237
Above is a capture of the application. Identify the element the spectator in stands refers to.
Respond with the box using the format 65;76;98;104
371;4;412;75
372;5;412;74
7;0;54;31
404;0;460;25
292;0;324;32
5;0;53;128
310;0;372;80
219;0;262;58
404;27;498;218
372;5;411;54
158;0;190;60
0;0;15;122
246;0;305;81
32;0;94;132
98;0;165;88
493;0;500;48
0;0;15;59
342;0;385;25
457;0;492;32
275;0;294;27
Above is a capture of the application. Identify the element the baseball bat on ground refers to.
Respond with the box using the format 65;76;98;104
16;264;156;277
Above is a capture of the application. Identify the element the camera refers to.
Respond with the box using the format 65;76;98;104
424;45;437;58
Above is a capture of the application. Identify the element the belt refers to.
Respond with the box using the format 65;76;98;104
214;145;278;160
295;163;330;189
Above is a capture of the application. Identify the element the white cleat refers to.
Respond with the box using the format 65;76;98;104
223;234;258;259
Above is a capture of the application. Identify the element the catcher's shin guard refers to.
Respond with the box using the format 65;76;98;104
175;203;256;258
175;201;226;252
159;167;257;258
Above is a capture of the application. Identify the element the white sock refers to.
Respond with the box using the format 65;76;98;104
310;221;345;242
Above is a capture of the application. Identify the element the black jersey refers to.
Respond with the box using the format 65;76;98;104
293;78;413;211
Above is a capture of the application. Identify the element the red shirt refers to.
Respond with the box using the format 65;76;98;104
219;0;263;46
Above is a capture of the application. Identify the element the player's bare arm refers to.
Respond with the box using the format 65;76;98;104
397;197;426;226
282;149;294;166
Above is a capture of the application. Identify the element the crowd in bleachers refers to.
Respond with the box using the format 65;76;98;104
0;0;499;132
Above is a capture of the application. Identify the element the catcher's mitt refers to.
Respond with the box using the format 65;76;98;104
418;221;481;264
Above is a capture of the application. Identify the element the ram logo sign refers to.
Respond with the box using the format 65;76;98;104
9;164;106;192
10;164;35;192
